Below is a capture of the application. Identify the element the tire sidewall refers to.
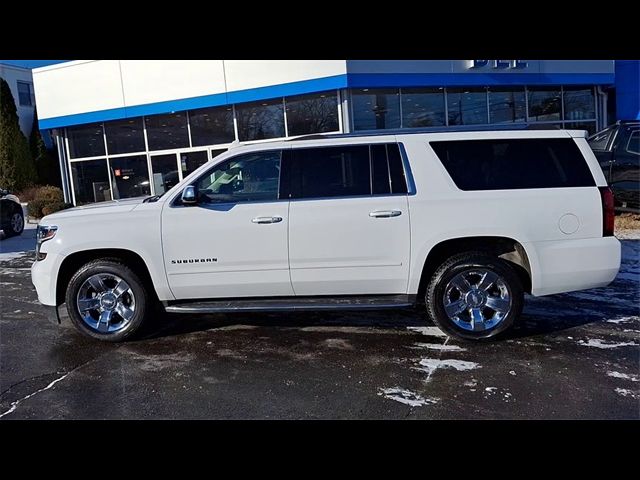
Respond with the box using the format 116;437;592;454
2;205;23;237
427;254;523;341
65;261;147;342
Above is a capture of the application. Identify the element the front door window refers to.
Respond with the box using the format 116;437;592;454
194;150;281;204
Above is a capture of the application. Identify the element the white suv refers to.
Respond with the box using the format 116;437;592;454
31;129;621;342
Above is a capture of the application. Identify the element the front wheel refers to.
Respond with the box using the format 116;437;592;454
425;252;524;341
65;259;149;342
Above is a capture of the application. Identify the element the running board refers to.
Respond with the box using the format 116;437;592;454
164;295;415;314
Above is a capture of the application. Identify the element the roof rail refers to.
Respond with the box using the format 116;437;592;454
285;123;543;141
287;134;329;141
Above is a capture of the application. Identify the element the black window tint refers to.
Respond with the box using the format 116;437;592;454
290;146;370;199
588;127;614;151
430;138;595;191
626;130;640;154
387;144;408;194
371;144;391;195
195;151;281;204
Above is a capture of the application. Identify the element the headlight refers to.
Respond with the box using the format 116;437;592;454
36;225;57;261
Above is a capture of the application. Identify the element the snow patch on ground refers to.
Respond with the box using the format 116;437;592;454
606;317;639;324
607;371;640;382
378;387;439;407
614;388;639;400
414;358;480;376
413;342;466;352
577;339;638;349
406;326;447;338
0;251;29;262
0;371;71;419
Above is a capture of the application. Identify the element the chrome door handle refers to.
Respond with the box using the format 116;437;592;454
252;216;283;224
369;210;402;218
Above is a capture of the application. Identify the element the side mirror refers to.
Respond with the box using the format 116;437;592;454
181;185;197;205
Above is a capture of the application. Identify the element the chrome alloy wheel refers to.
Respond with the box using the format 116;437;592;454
442;268;512;332
76;273;136;334
10;212;23;233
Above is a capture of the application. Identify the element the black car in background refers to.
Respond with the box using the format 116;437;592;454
588;121;640;212
0;188;25;237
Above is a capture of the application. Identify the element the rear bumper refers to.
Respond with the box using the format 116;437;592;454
525;236;621;296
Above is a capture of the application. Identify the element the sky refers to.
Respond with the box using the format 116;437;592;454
0;60;67;69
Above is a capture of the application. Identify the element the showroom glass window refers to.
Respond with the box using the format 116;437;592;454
145;112;189;150
401;88;446;128
528;87;561;121
189;105;235;146
447;88;488;125
488;88;526;123
565;122;597;135
181;151;209;177
67;123;105;158
235;99;285;141
104;118;145;154
285;91;339;136
71;159;111;205
352;89;401;131
150;154;180;195
109;155;151;199
563;86;595;121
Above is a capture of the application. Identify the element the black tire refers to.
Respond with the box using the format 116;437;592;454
1;204;24;237
425;252;524;341
65;259;149;342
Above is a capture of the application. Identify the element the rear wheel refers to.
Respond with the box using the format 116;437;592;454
1;205;24;237
65;259;149;342
425;252;524;341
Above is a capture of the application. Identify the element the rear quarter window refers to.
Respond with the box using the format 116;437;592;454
430;138;595;191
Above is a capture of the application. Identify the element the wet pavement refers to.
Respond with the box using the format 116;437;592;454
1;226;638;419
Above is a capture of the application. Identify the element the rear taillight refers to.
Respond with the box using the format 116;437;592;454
599;186;615;237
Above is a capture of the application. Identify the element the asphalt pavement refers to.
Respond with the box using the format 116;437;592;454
0;223;638;419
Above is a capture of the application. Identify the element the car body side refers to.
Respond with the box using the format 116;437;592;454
32;130;621;309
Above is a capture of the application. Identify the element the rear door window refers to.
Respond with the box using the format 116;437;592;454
430;138;595;191
284;144;407;199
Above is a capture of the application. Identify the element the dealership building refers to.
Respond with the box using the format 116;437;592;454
31;60;639;205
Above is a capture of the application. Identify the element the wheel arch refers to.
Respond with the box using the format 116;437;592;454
56;248;159;306
416;236;532;302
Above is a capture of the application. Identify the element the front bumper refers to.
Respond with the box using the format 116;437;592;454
31;252;64;307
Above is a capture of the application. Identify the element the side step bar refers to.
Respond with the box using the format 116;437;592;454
164;295;415;314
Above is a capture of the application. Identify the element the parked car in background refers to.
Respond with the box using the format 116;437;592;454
588;120;640;212
0;188;25;237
